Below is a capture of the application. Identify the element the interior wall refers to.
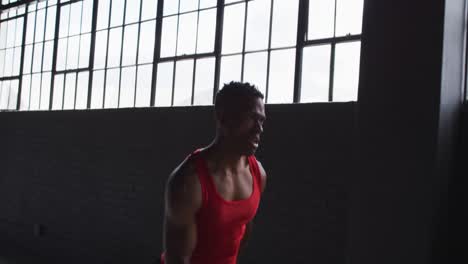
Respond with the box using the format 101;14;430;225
0;102;356;263
349;0;462;263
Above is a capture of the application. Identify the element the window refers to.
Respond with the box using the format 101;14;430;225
0;0;364;111
0;5;24;110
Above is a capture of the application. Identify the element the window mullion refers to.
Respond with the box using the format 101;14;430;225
86;0;99;109
150;0;164;107
265;0;274;103
49;1;61;110
212;0;225;103
117;0;127;108
240;0;248;82
293;0;308;103
16;10;27;110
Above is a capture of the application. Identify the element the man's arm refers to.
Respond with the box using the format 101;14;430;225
239;161;267;253
163;162;201;264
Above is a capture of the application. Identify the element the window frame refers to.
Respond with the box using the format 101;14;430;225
0;0;363;111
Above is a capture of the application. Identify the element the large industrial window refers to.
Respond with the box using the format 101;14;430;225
0;0;364;111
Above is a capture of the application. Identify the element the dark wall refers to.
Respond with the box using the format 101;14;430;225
452;103;468;262
349;0;462;263
0;103;356;263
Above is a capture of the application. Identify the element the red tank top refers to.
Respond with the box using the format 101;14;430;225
161;149;262;264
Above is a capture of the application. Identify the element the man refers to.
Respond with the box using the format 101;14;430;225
161;81;267;264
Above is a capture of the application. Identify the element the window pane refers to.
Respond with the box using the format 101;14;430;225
222;3;245;54
75;71;89;109
107;27;123;68
122;24;138;66
219;55;242;86
194;57;215;105
40;72;51;110
22;45;33;74
141;0;158;20
138;20;156;64
25;12;35;44
37;1;46;9
41;41;53;72
180;0;198;13
15;18;23;46
32;42;43;73
177;13;197;56
4;49;13;76
29;73;41;110
161;16;177;57
6;20;15;48
91;70;104;108
163;0;178;16
0;51;4;77
63;73;76;110
268;48;295;103
0;81;9;109
66;35;80;69
94;30;108;69
79;33;91;68
155;62;173;106
20;75;31;110
45;6;56;40
135;64;152;107
200;0;216;9
56;38;67;71
125;0;141;24
17;7;26;15
104;68;119;108
245;0;270;52
301;45;330;102
34;9;46;42
308;0;335;40
271;0;299;48
173;59;193;106
59;5;70;38
197;9;216;53
119;66;136;108
69;1;82;36
81;0;93;33
8;80;18;110
96;0;110;30
110;0;124;27
13;47;21;76
0;23;7;49
336;0;364;36
52;74;64;110
243;51;268;96
333;41;361;101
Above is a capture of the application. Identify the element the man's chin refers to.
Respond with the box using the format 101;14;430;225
243;146;258;156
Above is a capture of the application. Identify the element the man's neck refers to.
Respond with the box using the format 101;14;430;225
205;139;248;175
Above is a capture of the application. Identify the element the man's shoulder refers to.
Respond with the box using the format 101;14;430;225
168;153;199;190
166;152;202;210
165;152;202;220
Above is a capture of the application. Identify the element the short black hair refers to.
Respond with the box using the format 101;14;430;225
214;81;264;119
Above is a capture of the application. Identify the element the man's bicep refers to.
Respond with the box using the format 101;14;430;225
163;170;199;262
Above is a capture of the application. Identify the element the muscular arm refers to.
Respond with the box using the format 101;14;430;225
239;160;267;254
163;161;201;264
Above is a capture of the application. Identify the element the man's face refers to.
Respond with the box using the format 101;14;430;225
222;97;266;156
